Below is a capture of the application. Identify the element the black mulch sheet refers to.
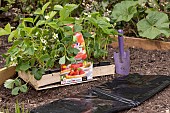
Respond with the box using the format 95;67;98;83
30;74;170;113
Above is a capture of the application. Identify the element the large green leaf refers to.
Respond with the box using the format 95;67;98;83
17;61;31;71
111;1;138;22
137;11;170;39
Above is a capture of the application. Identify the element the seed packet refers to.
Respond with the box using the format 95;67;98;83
60;25;93;85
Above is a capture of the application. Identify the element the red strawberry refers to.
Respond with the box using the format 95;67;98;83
79;70;85;75
75;53;87;60
69;71;74;76
75;70;79;75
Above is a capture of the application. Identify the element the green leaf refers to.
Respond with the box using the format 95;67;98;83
47;22;59;30
14;79;21;86
73;48;79;54
34;71;42;80
137;11;170;39
18;62;31;71
97;18;111;28
82;32;92;38
49;11;57;19
54;5;63;11
86;17;97;27
36;20;46;26
4;23;11;33
59;8;70;20
19;84;28;93
0;28;10;36
8;30;17;42
4;79;15;89
24;47;34;55
40;54;50;62
111;1;138;22
23;18;34;23
42;2;51;15
74;24;82;32
12;87;20;95
34;8;42;15
46;59;55;67
59;56;65;64
32;68;44;80
64;4;78;12
59;4;78;20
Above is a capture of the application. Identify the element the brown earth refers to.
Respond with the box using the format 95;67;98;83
0;46;170;113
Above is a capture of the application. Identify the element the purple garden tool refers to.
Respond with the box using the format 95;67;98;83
114;29;130;76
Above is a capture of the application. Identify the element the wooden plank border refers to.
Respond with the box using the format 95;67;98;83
111;36;170;50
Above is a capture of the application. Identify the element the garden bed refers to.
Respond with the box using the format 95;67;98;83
0;47;170;113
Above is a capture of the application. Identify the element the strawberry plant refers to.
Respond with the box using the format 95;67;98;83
81;12;117;61
1;2;81;95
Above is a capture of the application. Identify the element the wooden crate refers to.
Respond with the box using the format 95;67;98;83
0;66;16;86
18;64;115;90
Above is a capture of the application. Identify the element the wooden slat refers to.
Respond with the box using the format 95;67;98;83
37;79;97;90
111;36;170;50
93;64;115;77
0;66;16;85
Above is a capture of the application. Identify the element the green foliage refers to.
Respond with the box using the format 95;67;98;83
111;0;170;39
4;78;28;95
111;1;138;22
81;12;117;60
137;11;170;39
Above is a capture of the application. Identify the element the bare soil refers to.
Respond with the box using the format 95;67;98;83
0;46;170;113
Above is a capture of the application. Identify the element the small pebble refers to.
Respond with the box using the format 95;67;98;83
166;109;169;113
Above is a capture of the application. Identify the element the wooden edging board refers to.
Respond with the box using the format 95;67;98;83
0;66;16;86
111;36;170;50
18;64;115;90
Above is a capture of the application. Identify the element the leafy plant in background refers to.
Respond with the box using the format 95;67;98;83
81;12;117;60
111;0;170;39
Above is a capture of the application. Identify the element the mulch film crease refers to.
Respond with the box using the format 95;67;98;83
30;74;170;113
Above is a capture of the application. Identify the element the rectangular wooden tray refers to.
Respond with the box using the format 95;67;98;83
18;64;115;90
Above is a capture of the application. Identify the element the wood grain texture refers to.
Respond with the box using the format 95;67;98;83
0;66;16;85
111;36;170;50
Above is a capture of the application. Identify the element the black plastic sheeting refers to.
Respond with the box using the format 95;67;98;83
31;74;170;113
